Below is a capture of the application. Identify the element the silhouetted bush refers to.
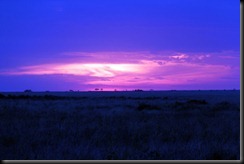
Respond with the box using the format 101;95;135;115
136;103;161;111
187;99;208;105
24;89;32;93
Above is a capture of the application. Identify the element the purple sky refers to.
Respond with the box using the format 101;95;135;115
0;0;240;91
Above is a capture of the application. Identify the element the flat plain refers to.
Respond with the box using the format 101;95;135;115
0;90;240;160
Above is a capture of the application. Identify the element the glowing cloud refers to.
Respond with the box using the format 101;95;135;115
0;51;239;90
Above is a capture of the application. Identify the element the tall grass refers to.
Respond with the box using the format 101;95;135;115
0;92;240;160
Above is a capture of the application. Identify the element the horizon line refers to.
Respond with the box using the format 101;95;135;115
0;89;240;93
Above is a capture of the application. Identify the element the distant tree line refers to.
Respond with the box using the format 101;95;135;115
24;89;32;93
134;89;143;92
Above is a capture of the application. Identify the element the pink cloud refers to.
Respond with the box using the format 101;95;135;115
0;51;238;90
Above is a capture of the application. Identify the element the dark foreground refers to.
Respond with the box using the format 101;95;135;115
0;90;240;160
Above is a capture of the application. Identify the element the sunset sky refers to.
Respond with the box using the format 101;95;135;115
0;0;240;91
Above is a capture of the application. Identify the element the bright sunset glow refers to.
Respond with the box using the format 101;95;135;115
1;51;238;91
0;0;239;91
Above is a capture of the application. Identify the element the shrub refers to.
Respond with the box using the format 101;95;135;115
187;99;208;105
136;103;160;111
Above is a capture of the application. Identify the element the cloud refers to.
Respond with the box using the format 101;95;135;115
169;53;189;60
0;51;238;90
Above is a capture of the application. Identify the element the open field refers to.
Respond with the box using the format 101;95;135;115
0;90;240;160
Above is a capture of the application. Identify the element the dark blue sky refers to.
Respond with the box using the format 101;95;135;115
0;0;240;91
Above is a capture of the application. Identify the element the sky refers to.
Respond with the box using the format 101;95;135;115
0;0;240;91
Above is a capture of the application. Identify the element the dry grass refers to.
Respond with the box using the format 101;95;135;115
0;90;240;160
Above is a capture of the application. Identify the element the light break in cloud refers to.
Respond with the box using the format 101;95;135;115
0;51;239;91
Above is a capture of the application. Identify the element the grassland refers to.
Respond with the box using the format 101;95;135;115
0;90;240;160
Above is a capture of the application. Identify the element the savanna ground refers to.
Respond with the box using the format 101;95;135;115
0;90;240;160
